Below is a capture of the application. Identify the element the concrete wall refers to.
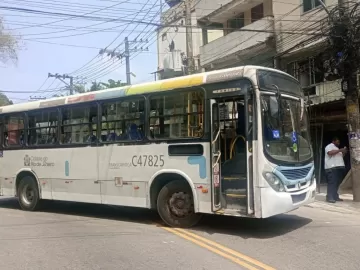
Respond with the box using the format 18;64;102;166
273;0;336;53
158;0;226;71
158;14;202;70
195;0;233;18
200;16;274;66
161;0;234;23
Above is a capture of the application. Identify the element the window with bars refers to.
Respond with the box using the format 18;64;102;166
28;110;59;145
226;13;245;34
149;90;204;139
61;105;98;144
287;58;324;86
100;98;145;142
287;57;325;96
3;115;24;147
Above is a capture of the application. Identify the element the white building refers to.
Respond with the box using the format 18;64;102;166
156;0;224;79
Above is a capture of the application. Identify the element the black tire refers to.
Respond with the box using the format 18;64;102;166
18;176;40;211
157;180;202;228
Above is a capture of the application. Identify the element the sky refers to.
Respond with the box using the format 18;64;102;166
0;0;163;103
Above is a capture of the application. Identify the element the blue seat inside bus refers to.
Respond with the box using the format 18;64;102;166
127;123;143;140
103;123;143;142
220;101;247;190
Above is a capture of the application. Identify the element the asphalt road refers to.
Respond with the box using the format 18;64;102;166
0;197;359;270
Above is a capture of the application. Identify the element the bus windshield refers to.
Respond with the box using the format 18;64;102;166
257;70;312;165
261;95;312;164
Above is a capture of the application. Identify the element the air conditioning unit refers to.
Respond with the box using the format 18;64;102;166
163;50;183;72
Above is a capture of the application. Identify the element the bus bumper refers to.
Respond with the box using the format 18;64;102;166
260;180;316;218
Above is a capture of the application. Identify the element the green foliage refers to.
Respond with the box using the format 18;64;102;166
89;79;127;92
74;84;86;94
51;79;127;98
0;93;13;106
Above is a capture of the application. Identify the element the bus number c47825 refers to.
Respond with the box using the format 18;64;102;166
131;155;165;167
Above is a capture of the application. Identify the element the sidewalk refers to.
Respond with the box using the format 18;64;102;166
307;184;360;214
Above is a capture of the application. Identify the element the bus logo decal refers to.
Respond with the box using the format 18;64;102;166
24;155;30;166
187;156;206;179
23;155;54;167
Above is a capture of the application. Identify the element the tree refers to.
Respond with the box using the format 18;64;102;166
73;84;86;94
100;79;127;89
51;79;127;98
0;17;19;64
89;81;104;92
89;79;127;92
0;93;13;106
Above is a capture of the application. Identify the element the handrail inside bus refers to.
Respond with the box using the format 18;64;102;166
212;129;221;145
230;135;246;159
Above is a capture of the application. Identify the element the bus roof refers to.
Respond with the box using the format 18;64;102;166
0;65;293;114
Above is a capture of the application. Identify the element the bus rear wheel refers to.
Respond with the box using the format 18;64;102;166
18;176;40;211
157;180;202;228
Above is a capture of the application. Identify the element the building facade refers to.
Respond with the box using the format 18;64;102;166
157;0;224;79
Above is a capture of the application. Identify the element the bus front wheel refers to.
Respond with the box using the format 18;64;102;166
157;180;202;228
18;176;40;211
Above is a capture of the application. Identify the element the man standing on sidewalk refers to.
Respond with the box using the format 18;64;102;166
324;137;347;203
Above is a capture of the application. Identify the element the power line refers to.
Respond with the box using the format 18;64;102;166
1;0;132;31
67;0;160;78
71;1;163;81
0;5;326;36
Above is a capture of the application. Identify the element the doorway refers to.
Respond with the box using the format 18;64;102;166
211;96;250;212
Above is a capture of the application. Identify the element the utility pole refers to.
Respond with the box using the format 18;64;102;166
324;0;360;201
100;38;148;85
125;37;131;85
341;1;360;202
185;0;195;75
48;73;74;95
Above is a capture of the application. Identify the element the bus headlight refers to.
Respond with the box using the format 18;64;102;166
263;172;285;192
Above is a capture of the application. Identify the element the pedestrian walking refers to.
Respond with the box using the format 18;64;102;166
324;137;347;203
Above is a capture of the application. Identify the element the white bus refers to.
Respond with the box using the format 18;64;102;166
0;66;316;227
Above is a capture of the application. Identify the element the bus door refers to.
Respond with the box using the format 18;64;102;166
245;94;254;215
210;96;254;214
210;99;222;211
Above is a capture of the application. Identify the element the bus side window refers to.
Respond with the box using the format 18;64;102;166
149;90;204;139
4;114;24;147
61;105;98;144
27;110;59;145
100;98;145;142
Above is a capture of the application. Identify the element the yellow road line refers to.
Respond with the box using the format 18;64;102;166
176;228;276;270
161;226;258;270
